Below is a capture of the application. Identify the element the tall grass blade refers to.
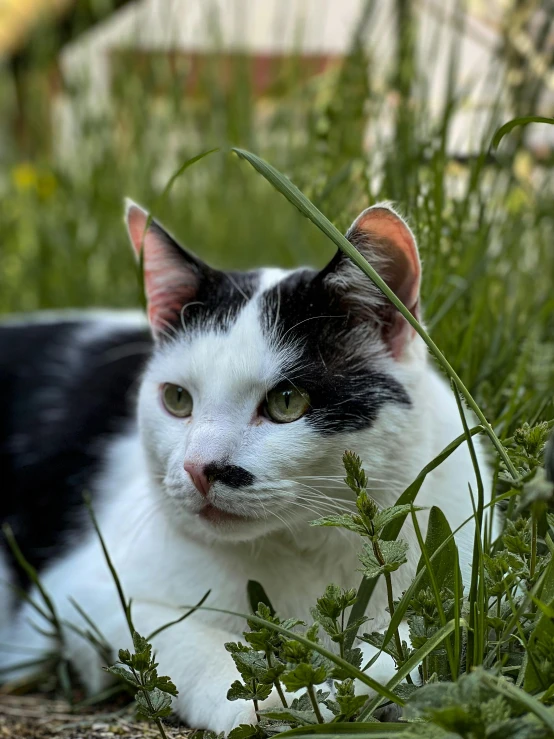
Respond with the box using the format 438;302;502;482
247;579;276;616
231;148;518;480
147;590;211;640
491;116;554;150
410;507;457;678
2;523;63;635
452;385;485;670
83;493;134;634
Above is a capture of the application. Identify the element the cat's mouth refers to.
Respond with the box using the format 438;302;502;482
198;502;252;525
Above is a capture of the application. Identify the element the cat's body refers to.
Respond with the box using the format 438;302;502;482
0;203;489;732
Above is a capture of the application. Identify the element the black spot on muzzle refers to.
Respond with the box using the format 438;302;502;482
204;462;255;489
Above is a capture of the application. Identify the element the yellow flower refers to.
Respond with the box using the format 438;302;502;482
11;162;38;192
37;172;57;200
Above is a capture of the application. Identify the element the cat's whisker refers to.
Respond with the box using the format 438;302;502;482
296;474;407;486
282;481;355;502
277;501;357;547
281;485;358;513
283;480;358;504
293;492;355;511
280;490;351;511
281;499;337;517
263;500;299;538
295;493;356;509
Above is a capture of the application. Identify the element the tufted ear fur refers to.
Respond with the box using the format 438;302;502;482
323;203;421;358
125;199;216;339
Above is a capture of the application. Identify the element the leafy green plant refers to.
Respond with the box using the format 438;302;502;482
219;438;553;737
105;632;178;728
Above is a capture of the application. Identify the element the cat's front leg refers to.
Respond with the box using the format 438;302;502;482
135;606;282;733
354;622;420;721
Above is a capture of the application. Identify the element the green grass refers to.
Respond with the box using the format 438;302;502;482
1;1;553;736
0;4;552;436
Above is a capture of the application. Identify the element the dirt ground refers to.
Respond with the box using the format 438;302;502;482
0;694;192;739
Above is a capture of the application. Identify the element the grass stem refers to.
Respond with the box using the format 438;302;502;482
307;685;324;724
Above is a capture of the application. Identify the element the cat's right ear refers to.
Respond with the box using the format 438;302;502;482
125;199;209;338
321;203;421;358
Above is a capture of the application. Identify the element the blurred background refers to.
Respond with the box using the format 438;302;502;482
0;0;552;433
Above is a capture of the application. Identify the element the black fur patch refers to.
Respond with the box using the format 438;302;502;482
149;222;260;336
259;269;411;435
0;319;152;584
204;462;255;489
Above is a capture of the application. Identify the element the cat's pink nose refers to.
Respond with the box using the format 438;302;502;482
184;462;211;497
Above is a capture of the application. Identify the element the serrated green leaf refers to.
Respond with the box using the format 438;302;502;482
359;631;401;662
290;689;329;713
227;679;273;703
358;540;408;579
229;648;269;681
259;707;319;726
331;648;363;680
373;505;424;534
314;584;356;620
228;724;259;739
333;681;368;721
129;632;152;672
104;664;140;687
151;674;178;696
310;514;368;536
225;641;250;654
227;680;255;702
228;724;267;739
118;648;131;664
132;632;150;654
281;663;329;691
135;687;172;719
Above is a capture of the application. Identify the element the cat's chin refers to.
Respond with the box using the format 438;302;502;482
180;501;286;542
198;502;254;525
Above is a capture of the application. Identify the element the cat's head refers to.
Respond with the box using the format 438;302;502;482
126;200;425;543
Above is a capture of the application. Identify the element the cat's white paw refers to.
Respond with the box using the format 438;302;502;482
228;690;286;732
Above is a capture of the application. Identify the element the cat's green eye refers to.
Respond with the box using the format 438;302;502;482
162;384;193;418
265;384;310;423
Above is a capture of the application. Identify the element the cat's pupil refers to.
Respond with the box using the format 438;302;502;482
283;390;292;409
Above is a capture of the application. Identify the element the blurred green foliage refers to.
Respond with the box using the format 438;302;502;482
0;1;552;437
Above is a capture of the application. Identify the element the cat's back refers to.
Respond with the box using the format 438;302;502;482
0;311;152;579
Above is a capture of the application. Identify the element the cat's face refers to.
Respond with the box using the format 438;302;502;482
127;201;424;543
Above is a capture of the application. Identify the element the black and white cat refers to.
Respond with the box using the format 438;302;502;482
0;202;488;731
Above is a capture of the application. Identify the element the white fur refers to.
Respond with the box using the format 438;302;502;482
0;273;489;732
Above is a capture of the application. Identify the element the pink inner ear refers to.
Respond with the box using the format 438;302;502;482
125;202;198;335
126;204;149;256
142;233;198;333
355;207;421;312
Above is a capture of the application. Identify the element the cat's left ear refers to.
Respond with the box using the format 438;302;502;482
125;199;214;338
323;203;421;358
